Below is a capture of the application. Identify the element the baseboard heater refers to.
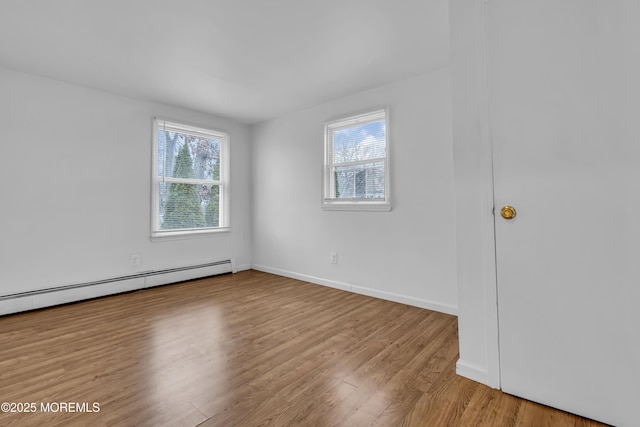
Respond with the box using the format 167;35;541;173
0;259;235;316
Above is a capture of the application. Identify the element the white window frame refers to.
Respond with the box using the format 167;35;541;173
322;108;391;211
151;118;230;240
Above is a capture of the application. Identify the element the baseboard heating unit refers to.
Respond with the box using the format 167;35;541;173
0;259;235;316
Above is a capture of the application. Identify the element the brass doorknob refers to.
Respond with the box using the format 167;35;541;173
500;206;517;220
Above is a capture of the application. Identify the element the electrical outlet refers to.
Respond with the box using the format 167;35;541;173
130;253;141;266
330;252;338;264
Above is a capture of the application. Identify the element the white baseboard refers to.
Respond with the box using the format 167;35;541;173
456;359;493;387
251;264;458;316
252;265;351;292
235;263;252;272
351;284;457;315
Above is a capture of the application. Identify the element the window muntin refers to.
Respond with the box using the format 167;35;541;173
152;119;229;238
323;109;390;210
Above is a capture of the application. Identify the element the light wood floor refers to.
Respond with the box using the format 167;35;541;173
0;270;606;427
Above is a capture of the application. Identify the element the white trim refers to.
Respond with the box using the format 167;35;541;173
155;118;229;140
321;202;391;212
158;177;221;186
456;359;492;387
351;284;457;316
450;0;501;389
234;263;252;272
322;108;391;210
329;157;386;168
151;117;230;239
476;0;502;390
150;226;230;242
251;265;458;316
325;109;387;129
220;131;231;230
252;265;351;292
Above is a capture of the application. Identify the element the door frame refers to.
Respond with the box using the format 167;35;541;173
450;0;501;389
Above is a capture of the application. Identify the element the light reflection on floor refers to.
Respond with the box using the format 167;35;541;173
149;304;229;412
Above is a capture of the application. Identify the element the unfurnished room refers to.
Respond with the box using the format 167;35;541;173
0;1;638;426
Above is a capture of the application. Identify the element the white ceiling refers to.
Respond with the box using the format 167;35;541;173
0;0;449;124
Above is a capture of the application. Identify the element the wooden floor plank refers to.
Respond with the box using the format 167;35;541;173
0;270;608;426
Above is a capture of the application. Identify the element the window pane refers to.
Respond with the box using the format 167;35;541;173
158;130;221;180
204;185;220;227
334;120;386;164
158;182;221;230
334;162;385;199
159;182;205;230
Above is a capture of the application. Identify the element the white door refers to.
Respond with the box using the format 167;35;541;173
489;1;640;425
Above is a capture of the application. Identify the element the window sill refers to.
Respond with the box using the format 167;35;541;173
151;227;230;242
321;202;391;212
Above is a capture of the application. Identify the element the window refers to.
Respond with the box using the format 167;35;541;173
152;118;229;238
323;109;390;211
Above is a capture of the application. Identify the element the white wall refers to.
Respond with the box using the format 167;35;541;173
251;69;458;314
0;67;252;297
